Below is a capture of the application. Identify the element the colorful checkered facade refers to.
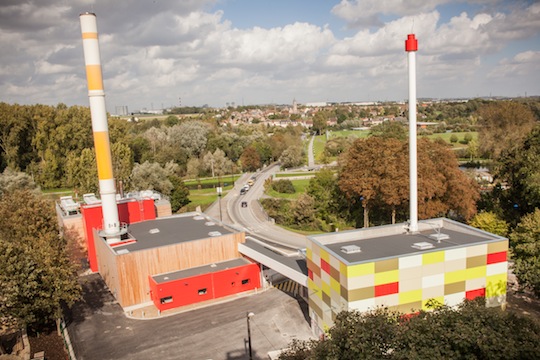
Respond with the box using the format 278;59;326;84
306;238;508;334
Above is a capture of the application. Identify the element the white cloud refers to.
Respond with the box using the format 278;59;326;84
0;1;538;108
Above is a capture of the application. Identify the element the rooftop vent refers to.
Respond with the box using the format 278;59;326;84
205;221;216;226
193;215;205;220
149;228;160;234
429;233;449;242
341;245;361;254
208;231;222;237
117;249;130;254
210;263;217;268
412;242;435;250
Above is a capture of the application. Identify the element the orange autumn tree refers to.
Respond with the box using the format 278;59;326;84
339;137;479;227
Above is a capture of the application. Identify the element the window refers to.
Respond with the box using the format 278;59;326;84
160;296;173;304
241;279;250;285
198;288;207;295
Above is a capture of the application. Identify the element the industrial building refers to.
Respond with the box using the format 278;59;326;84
306;219;508;336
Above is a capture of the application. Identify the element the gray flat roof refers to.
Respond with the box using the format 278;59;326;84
111;214;238;254
242;239;308;276
309;218;507;265
152;258;250;284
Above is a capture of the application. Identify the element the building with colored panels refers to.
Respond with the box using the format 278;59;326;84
306;218;508;336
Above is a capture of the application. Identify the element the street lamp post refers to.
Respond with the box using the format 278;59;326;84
247;312;255;360
216;186;222;222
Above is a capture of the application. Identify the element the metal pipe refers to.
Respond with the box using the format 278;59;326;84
406;34;418;232
80;13;120;238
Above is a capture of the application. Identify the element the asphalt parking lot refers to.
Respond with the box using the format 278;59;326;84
66;274;313;360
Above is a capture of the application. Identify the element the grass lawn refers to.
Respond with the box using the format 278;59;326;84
266;179;311;199
181;186;231;212
275;172;316;178
329;129;370;139
424;131;478;149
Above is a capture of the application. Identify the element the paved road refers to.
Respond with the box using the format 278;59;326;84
67;274;312;360
307;135;315;168
220;165;307;250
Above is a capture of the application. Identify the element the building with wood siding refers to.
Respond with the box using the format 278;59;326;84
306;218;508;337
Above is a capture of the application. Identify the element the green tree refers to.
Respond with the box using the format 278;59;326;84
290;194;317;228
478;101;536;160
370;121;407;141
0;190;81;328
469;211;508;237
111;142;134;191
168;176;190;212
279;299;540;360
312;111;328;135
509;209;540;297
496;126;540;217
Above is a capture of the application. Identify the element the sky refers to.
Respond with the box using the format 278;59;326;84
1;0;539;112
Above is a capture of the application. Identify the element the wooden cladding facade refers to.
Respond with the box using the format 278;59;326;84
94;230;246;308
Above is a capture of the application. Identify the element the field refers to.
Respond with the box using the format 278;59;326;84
266;178;311;199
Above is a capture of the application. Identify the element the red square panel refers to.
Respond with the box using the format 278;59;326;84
321;259;331;274
487;251;507;264
466;288;485;300
375;282;399;297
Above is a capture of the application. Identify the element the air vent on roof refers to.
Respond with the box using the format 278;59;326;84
210;263;217;268
149;228;160;234
205;221;216;226
429;233;449;242
341;245;361;254
208;231;222;237
117;249;130;254
193;215;205;220
412;242;435;250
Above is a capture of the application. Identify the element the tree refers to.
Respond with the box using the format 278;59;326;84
0;168;39;196
496;126;540;217
65;148;98;195
468;211;508;237
279;145;304;169
239;146;261;172
0;190;81;328
312;111;328;135
370;121;407;141
509;209;540;297
202;149;233;177
168;176;190;213
290;194;317;228
130;161;174;195
169;121;209;157
450;133;458;143
112;142;134;191
478;101;536;160
339;137;405;227
339;137;479;227
279;299;540;360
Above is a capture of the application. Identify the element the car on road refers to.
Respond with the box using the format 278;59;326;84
240;188;246;195
241;201;248;208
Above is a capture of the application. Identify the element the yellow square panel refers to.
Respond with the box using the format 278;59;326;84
375;270;399;285
330;277;341;294
486;274;507;297
423;251;445;265
445;269;467;284
399;289;422;304
306;247;312;260
466;266;486;280
322;281;331;296
422;296;444;310
348;262;375;277
319;249;330;262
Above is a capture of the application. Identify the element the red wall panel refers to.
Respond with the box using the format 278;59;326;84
149;263;261;311
487;251;507;264
374;282;399;297
81;199;157;272
466;288;485;300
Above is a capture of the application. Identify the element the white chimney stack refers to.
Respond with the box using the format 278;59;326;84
406;34;418;233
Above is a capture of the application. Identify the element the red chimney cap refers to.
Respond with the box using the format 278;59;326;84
405;34;418;52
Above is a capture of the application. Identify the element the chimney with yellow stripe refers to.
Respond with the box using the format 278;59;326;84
80;13;121;241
